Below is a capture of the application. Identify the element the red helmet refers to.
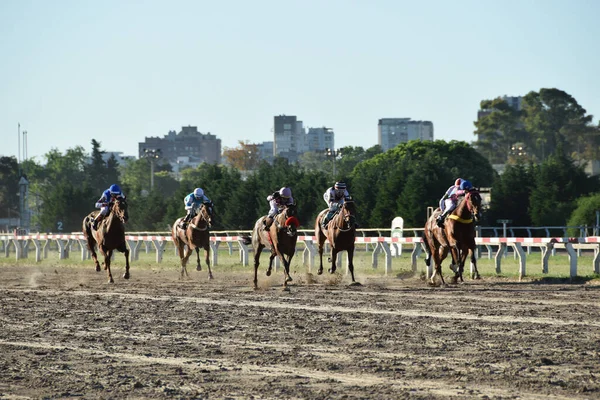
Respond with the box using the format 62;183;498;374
455;178;462;186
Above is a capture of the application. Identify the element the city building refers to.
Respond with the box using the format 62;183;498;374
377;118;434;151
306;127;334;152
138;126;221;165
273;115;336;162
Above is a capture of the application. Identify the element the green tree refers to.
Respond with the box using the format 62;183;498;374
566;193;600;236
529;148;599;227
522;88;595;161
0;156;20;220
474;98;526;164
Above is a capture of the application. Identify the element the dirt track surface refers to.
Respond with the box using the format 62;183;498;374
1;265;599;399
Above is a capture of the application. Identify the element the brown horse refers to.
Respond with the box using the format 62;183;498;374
423;189;482;286
250;203;299;290
172;204;213;280
315;198;359;284
82;197;130;283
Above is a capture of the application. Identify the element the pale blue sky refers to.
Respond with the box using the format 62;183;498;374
1;0;598;162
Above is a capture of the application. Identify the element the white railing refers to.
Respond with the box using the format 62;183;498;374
1;233;599;280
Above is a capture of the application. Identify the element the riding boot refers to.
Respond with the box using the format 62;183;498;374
436;212;447;228
322;211;334;230
180;214;191;230
264;216;274;230
93;214;104;230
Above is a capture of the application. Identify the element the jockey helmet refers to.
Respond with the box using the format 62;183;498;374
109;184;121;195
454;178;462;186
460;180;473;191
193;188;204;199
334;182;346;190
279;187;292;199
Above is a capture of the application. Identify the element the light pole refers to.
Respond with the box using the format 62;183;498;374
142;148;161;190
325;148;341;178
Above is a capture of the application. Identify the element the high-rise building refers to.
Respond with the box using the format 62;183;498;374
377;118;434;151
273;115;336;162
306;127;334;152
138;126;221;164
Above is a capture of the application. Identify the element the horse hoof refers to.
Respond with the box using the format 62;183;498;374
95;266;101;272
107;279;114;284
317;269;323;275
282;286;290;292
208;274;214;280
328;268;336;274
286;276;293;283
266;270;272;277
123;273;130;280
196;266;202;271
349;281;362;287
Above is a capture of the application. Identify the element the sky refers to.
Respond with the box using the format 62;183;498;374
1;0;599;163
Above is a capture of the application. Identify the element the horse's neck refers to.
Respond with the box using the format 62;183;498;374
104;212;122;231
453;197;470;217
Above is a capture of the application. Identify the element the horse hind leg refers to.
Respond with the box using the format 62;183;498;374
181;246;193;279
328;249;339;274
253;245;264;290
266;252;276;277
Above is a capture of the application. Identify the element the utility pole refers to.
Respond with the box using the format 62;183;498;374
325;148;341;179
142;149;161;190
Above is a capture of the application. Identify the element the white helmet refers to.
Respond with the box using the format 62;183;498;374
279;187;292;198
193;188;204;198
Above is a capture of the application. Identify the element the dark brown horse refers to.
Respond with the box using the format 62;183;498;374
172;204;213;280
82;197;130;283
251;203;299;290
423;189;482;286
315;198;359;285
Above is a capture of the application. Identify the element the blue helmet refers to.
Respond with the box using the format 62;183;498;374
460;180;473;191
109;184;121;195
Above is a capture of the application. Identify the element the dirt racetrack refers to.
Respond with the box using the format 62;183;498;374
1;263;599;399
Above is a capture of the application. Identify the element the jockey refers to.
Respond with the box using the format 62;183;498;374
180;187;213;229
436;178;473;227
264;187;294;229
321;182;351;229
93;184;126;230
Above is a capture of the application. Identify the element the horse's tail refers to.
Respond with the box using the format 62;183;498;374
241;234;252;246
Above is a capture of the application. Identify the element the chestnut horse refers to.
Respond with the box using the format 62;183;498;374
250;203;299;290
423;189;482;286
315;198;358;284
82;197;130;283
172;204;213;280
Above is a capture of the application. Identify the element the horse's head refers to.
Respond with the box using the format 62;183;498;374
112;197;128;224
339;197;357;230
465;189;482;223
191;203;211;229
278;203;299;236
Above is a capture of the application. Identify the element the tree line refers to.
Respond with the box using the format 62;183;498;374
2;138;599;235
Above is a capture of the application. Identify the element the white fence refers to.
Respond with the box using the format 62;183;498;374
1;233;599;280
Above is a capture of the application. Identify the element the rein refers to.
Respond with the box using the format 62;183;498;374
190;207;210;231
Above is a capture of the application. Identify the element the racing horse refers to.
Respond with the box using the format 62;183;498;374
82;197;130;283
423;188;482;286
315;198;359;285
250;203;299;290
172;203;213;280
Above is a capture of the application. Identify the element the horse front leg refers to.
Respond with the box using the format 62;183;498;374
328;248;339;274
181;246;193;280
195;247;202;271
104;249;114;284
204;244;213;280
469;241;481;280
347;247;359;285
283;254;293;284
117;242;130;280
